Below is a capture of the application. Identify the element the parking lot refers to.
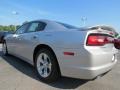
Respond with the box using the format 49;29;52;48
0;45;120;90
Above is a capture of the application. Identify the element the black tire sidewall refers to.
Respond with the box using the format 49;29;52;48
2;42;8;55
35;49;60;83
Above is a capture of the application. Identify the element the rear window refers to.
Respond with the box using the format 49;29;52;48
57;22;78;29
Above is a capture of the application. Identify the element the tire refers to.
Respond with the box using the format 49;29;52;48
1;36;4;43
35;48;60;83
2;41;8;56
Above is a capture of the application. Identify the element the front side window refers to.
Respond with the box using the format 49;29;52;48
16;23;29;34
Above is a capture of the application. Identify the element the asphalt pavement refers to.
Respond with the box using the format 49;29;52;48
0;45;120;90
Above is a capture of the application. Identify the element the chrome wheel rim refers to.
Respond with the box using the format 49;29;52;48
2;43;7;54
37;53;52;78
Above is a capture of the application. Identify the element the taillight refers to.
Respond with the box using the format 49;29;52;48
86;34;114;46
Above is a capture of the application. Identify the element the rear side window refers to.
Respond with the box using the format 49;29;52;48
36;22;46;31
57;22;78;29
28;23;39;32
26;22;46;33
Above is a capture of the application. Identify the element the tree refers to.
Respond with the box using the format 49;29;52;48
0;25;20;31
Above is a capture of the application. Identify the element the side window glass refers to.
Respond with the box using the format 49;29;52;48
27;23;39;32
16;24;29;34
36;22;46;31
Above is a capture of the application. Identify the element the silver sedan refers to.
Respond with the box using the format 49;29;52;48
2;19;118;82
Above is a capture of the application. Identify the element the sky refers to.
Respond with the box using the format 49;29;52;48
0;0;120;32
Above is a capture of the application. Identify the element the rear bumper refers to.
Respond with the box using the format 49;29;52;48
75;59;117;79
55;46;118;79
61;59;117;79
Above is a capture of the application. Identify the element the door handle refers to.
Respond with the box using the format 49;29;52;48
33;35;38;39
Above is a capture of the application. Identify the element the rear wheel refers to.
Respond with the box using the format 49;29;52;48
35;49;60;83
2;41;8;55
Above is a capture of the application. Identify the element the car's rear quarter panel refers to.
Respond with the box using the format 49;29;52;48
51;30;118;79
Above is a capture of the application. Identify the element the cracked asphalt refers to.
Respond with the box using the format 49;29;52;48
0;45;120;90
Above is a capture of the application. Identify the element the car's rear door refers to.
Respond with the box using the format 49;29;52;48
15;21;46;63
7;23;29;55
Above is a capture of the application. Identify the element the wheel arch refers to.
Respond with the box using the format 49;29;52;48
33;44;61;74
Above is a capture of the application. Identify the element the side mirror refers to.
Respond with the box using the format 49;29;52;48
114;39;120;49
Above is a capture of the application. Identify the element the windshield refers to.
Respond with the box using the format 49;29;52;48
57;22;78;29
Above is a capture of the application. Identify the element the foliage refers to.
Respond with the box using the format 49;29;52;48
0;25;20;31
